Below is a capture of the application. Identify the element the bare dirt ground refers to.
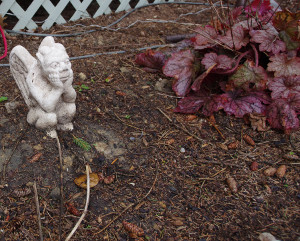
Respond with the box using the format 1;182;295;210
0;1;299;240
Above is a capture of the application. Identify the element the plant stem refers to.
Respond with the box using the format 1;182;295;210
250;43;259;67
213;50;251;74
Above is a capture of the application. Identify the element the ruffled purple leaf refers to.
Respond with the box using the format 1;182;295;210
135;50;166;72
218;25;249;50
267;53;300;77
192;26;219;50
202;94;224;116
173;90;208;113
201;53;234;71
163;50;195;97
268;75;300;99
221;89;268;118
267;98;299;133
250;26;286;54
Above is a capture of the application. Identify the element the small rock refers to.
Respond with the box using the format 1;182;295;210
158;201;166;209
258;232;280;241
5;101;20;113
172;219;184;226
33;144;43;151
255;195;264;203
0;118;9;126
155;78;170;92
264;167;277;176
94;142;111;156
97;216;103;225
120;67;130;73
26;182;34;187
63;156;74;170
83;152;94;162
180;147;186;153
153;223;160;231
97;36;104;45
50;187;60;200
78;72;87;81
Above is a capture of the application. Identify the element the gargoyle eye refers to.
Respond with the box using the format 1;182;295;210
50;62;59;68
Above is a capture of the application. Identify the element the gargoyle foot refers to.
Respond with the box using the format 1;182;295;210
57;122;73;131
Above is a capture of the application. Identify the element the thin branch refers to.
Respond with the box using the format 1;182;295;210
56;135;64;241
65;165;90;241
33;181;43;241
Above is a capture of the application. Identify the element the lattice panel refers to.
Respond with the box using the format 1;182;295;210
0;0;173;30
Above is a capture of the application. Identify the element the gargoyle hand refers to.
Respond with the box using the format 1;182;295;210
48;71;64;89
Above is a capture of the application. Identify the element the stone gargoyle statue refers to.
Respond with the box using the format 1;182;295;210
10;36;76;137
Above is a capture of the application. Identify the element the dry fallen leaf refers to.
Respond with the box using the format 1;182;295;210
116;90;126;96
65;202;80;216
248;113;270;132
276;165;286;178
250;161;259;171
74;173;100;189
122;220;144;238
208;114;216;125
226;177;238;193
185;114;197;121
264;184;272;194
217;143;228;151
227;140;239;149
243;134;255;146
29;153;42;163
264;167;277;177
13;187;32;197
103;175;115;184
97;172;105;182
0;15;7;28
165;138;175;145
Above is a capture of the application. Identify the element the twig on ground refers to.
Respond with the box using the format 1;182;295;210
197;159;241;167
157;108;204;143
55;135;64;241
33;181;44;241
65;164;90;241
1;125;29;184
207;117;226;140
95;160;159;235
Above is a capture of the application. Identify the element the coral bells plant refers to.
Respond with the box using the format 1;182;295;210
135;0;300;133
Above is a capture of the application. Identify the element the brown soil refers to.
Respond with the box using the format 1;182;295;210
0;2;299;241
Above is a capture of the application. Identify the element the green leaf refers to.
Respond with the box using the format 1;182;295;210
80;84;90;90
73;135;91;151
0;96;8;102
125;115;131;119
228;60;267;91
279;31;300;51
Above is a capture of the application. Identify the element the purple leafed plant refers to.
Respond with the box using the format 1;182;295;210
135;0;300;133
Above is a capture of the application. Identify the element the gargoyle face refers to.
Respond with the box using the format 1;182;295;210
42;49;72;83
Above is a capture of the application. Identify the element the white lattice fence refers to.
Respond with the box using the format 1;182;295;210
0;0;173;31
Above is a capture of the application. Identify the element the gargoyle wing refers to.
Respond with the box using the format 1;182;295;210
10;46;37;107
